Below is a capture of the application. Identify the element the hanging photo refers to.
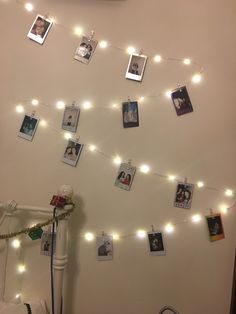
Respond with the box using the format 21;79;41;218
114;162;136;191
122;101;139;128
74;36;98;64
96;235;113;261
171;86;193;116
174;182;194;209
61;104;80;133
148;231;165;256
206;213;225;242
62;139;83;167
18;114;39;141
40;231;56;256
27;15;53;45
125;53;147;82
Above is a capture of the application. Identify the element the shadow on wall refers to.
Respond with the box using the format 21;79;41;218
63;194;86;313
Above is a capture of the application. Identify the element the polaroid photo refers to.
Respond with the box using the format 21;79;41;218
40;231;56;256
62;104;80;133
18;114;39;141
96;235;113;261
74;36;98;64
27;15;53;45
125;53;147;82
206;214;225;242
171;86;193;116
122;101;139;128
174;182;194;209
114;162;136;191
148;231;165;256
62;139;83;167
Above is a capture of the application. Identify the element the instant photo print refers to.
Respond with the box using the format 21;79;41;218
125;53;147;82
18;114;39;141
122;101;139;128
40;231;56;256
174;182;194;209
114;162;136;191
74;36;98;64
148;231;165;256
206;214;225;242
62;104;80;133
171;86;193;116
96;235;113;261
27;14;53;45
62;139;83;167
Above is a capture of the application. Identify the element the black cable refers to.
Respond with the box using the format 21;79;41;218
50;207;57;314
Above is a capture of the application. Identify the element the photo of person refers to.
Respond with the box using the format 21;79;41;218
61;105;80;132
18;114;39;141
62;139;83;167
27;15;53;45
148;232;165;256
96;235;113;261
174;182;194;209
206;214;225;242
171;86;193;116
74;36;98;64
40;231;56;256
114;162;136;191
122;101;139;128
125;53;147;82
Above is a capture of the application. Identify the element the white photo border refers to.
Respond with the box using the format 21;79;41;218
125;53;148;82
27;14;53;45
18;114;39;141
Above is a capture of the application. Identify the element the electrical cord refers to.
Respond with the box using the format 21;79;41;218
50;207;56;314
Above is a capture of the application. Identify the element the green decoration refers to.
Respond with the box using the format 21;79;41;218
28;227;43;240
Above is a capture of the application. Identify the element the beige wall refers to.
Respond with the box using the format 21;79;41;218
0;0;236;313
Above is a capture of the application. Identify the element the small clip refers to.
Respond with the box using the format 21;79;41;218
44;13;49;20
209;208;214;215
72;101;76;107
139;48;143;56
75;136;80;143
88;30;95;42
177;84;182;92
30;110;36;119
151;225;155;233
102;231;105;237
127;159;132;170
184;177;188;184
127;96;131;104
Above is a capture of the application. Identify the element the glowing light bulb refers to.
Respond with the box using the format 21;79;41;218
140;164;150;174
15;293;21;299
18;264;26;273
12;239;21;249
137;230;146;238
49;17;56;23
111;103;118;109
165;223;174;233
112;233;120;240
16;105;24;113
64;132;72;140
127;46;136;54
89;145;96;152
191;214;201;223
183;58;191;65
40;120;47;127
31;99;39;106
113;156;122;165
154;55;162;63
225;189;233;197
56;101;65;109
74;27;83;36
168;175;176;182
139;96;145;102
25;3;33;11
165;90;172;98
99;41;108;48
82;101;92;110
220;205;228;214
85;233;94;241
197;181;204;188
192;73;202;83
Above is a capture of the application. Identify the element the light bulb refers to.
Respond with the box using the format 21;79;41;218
99;41;108;48
113;156;122;165
139;164;150;173
40;120;47;127
56;101;65;109
165;90;172;98
165;223;174;233
139;96;145;102
225;189;233;197
64;132;72;140
82;101;92;110
220;205;228;214
111;103;118;109
112;233;120;240
192;73;202;83
74;27;83;36
154;55;162;62
168;175;176;181
16;105;24;113
15;293;21;299
12;239;21;249
49;17;56;23
183;58;191;65
191;214;201;223
127;46;136;54
85;232;94;241
31;99;39;106
137;230;146;238
18;264;26;273
197;181;204;188
89;145;96;152
25;3;33;11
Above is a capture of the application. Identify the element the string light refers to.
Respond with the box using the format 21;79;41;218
99;41;108;48
25;3;33;12
225;189;233;197
165;90;172;98
197;181;204;188
16;105;24;113
49;17;56;23
154;55;162;63
82;101;92;110
220;204;228;214
15;293;21;299
12;239;21;249
73;27;83;36
165;223;174;233
113;155;122;165
111;103;118;109
31;99;39;106
56;101;65;110
140;164;150;173
183;58;191;65
191;214;202;223
64;132;72;140
127;46;136;54
40;120;47;127
192;73;202;83
85;232;94;241
18;264;26;273
139;96;145;102
112;233;120;240
168;175;176;182
89;145;96;152
137;230;146;238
